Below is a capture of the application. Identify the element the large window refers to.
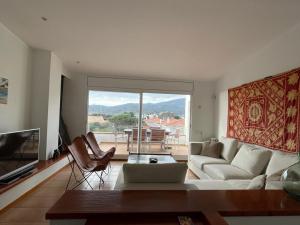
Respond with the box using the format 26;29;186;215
140;93;190;155
87;90;190;158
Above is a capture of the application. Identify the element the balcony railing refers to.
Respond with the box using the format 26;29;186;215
91;131;188;156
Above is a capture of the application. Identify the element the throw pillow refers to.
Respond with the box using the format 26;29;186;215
265;151;298;181
247;175;266;190
219;137;238;162
231;144;272;176
201;142;223;158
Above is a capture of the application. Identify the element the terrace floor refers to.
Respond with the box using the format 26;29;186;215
100;142;189;157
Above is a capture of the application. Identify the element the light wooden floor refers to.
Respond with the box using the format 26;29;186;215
0;161;198;225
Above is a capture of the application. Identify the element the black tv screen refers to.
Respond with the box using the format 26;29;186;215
0;129;39;181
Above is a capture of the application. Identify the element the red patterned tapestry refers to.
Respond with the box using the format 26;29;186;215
227;68;300;153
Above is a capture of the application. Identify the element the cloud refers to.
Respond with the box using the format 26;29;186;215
89;91;188;106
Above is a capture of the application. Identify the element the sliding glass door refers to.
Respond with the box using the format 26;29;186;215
141;93;190;156
87;91;140;155
87;90;190;157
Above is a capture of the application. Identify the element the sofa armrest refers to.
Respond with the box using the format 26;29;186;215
189;142;205;155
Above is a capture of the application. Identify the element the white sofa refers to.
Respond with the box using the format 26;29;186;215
113;138;297;191
188;137;298;189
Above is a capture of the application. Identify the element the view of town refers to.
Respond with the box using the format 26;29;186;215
87;91;190;155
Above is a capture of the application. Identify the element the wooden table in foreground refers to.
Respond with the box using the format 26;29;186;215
46;190;300;225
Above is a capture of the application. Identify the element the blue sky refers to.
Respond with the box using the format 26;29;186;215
89;91;188;106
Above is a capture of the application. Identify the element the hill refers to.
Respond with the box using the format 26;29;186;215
89;98;185;116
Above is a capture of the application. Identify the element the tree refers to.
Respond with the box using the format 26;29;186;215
89;122;110;132
109;112;138;131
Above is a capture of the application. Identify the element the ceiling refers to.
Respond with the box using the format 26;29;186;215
0;0;300;80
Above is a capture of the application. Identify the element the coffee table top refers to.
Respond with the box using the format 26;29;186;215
127;154;176;164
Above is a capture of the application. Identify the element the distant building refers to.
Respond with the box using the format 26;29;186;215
144;117;185;134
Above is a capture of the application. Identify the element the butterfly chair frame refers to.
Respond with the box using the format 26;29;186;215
82;132;115;174
66;151;96;189
65;137;108;190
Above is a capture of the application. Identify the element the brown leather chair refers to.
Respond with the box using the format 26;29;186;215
132;128;147;142
82;132;116;159
66;137;108;190
131;128;147;151
149;129;166;151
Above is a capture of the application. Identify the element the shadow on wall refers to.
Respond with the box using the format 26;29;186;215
215;90;228;139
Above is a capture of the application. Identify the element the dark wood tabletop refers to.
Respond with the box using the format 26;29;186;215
46;190;300;221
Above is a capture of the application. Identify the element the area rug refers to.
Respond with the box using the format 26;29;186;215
227;68;300;153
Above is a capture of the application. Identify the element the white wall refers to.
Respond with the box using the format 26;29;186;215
62;73;87;140
0;23;68;159
46;53;66;157
62;74;215;142
215;22;300;138
31;50;51;159
31;49;69;159
0;22;72;208
191;81;216;141
0;22;32;132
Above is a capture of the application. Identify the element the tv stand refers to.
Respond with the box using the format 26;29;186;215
0;165;35;185
0;153;70;210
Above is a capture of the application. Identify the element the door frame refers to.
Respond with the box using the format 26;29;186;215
86;88;192;158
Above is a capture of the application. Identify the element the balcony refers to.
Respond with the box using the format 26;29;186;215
92;131;188;158
87;91;190;160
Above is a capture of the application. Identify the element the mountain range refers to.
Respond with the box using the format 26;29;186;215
89;98;185;116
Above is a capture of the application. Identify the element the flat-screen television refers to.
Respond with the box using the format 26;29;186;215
0;129;39;183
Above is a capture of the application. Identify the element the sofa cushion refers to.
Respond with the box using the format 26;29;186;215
201;142;223;158
246;175;266;190
227;180;252;189
203;164;254;180
265;181;283;190
187;180;233;190
190;155;228;170
123;163;187;183
265;151;298;181
231;144;272;176
189;142;206;155
219;137;238;162
187;180;250;190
